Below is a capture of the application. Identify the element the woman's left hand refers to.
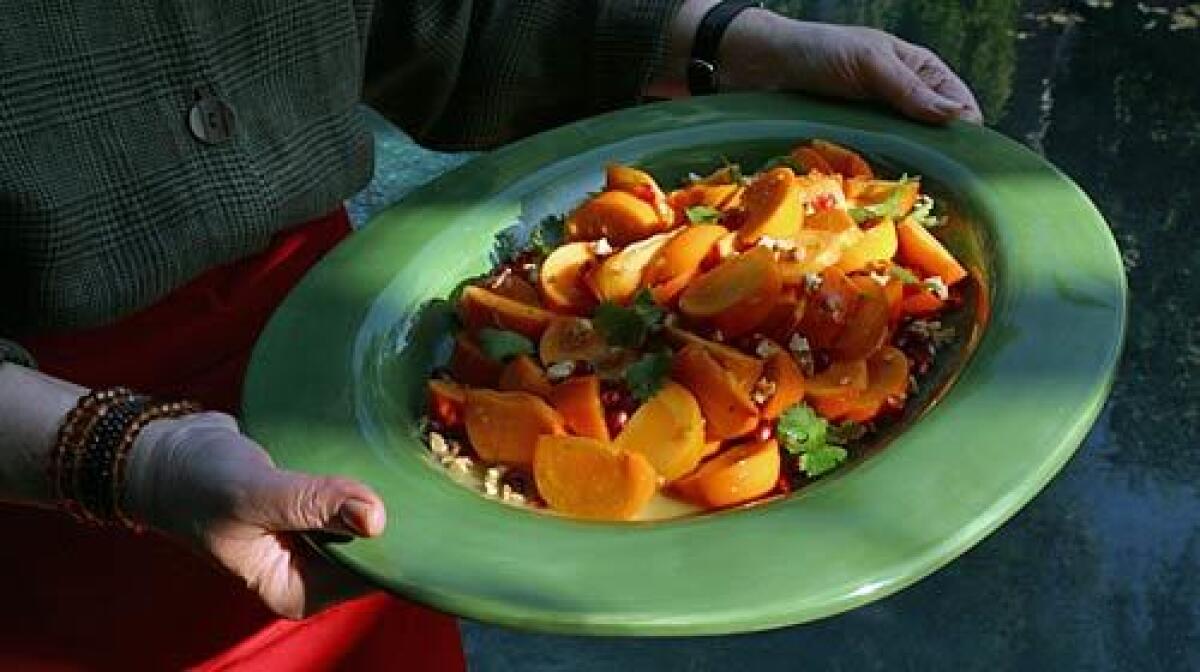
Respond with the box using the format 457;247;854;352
663;2;983;125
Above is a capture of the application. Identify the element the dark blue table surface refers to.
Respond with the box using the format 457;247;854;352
361;1;1200;669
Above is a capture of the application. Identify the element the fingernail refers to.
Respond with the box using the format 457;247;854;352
339;498;382;537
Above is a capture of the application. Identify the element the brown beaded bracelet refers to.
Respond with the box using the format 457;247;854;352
49;387;200;529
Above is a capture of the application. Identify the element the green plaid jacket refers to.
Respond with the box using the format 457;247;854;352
0;0;678;336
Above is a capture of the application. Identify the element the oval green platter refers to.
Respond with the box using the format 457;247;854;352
243;93;1126;635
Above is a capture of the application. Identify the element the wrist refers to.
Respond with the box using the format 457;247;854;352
715;7;790;92
647;0;719;98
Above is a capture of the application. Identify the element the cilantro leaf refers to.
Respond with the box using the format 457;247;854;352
625;350;674;402
801;445;848;477
828;420;867;444
594;289;664;348
685;205;721;225
888;265;920;285
777;404;829;456
491;229;523;264
476;328;534;362
848;175;917;224
530;214;565;255
778;402;853;478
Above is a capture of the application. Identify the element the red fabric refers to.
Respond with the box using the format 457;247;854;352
0;210;466;671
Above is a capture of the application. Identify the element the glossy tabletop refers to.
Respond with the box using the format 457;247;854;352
352;1;1198;669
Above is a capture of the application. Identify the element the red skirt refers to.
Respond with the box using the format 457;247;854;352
0;210;466;671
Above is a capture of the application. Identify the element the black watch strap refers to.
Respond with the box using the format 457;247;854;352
687;0;764;96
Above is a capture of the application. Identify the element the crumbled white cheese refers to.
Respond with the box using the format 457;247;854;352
711;329;725;343
449;456;473;475
751;378;778;406
755;339;781;359
868;269;891;286
429;431;451;458
908;374;920;394
522;262;539;284
546;360;576;381
591;237;614;257
757;235;797;252
923;275;950;300
686;171;703;184
788;333;811;356
500;485;526;505
803;273;823;292
663;312;680;328
909;319;956;348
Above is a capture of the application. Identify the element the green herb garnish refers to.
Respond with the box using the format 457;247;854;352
685;205;721;225
889;265;920;285
849;175;916;224
777;403;850;477
592;289;665;348
625;350;674;402
476;328;535;362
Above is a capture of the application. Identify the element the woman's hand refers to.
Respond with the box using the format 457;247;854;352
123;412;385;619
719;13;983;124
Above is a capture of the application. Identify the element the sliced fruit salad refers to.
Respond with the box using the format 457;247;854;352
424;139;969;521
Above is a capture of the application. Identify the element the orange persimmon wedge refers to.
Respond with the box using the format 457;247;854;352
565;190;666;246
794;172;846;210
836;218;898;273
498;354;554;399
678;246;782;338
588;231;676;305
450;332;502;387
669;183;745;213
484;273;541;306
896;217;967;285
539;241;598;314
605;164;675;224
795;266;860;349
464;389;566;466
831;275;890;362
845;178;920;217
663;325;764;393
810;139;874;179
671;344;759;441
459;285;555;339
539;316;608;365
549;374;610;442
673;439;781;509
847;346;911;423
612;381;706;482
902;285;946;316
643;224;728;304
804;207;857;233
737;167;803;245
427;379;467;428
790;146;835;175
761;347;806;419
533;435;657;521
806;359;869;402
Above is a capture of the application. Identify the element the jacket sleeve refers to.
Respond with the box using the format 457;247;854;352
363;0;683;149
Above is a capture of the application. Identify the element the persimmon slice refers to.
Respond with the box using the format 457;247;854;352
549;374;610;442
464;389;566;466
612;381;706;482
539;242;598;314
896;217;967;285
671;344;759;441
673;439;781;509
498;355;553;399
459;285;555;339
737;167;803;245
565;190;665;246
534;435;657;521
644;224;728;304
678;246;782;338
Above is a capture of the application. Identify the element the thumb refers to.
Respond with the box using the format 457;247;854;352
251;470;387;538
864;52;964;124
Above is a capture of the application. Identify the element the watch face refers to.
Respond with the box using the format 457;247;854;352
687;58;719;95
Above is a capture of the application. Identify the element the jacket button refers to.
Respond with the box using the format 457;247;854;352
188;91;235;144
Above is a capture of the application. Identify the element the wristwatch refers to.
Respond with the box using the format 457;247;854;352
687;0;765;96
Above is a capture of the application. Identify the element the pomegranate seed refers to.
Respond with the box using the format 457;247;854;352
605;409;630;437
754;420;775;443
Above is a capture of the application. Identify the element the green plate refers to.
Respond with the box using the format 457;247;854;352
243;93;1126;635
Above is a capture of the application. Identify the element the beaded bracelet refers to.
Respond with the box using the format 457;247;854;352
49;387;200;529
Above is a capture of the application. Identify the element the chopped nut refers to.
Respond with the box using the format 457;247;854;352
751;378;778;405
755;338;781;359
923;276;950;300
788;333;811;356
546;360;576;381
803;273;823;292
591;238;614;257
429;431;451;457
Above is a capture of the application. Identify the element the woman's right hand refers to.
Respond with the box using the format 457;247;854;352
122;411;386;619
